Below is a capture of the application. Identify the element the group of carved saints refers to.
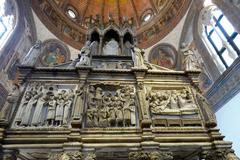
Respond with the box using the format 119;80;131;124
14;82;75;127
10;82;214;128
86;85;136;128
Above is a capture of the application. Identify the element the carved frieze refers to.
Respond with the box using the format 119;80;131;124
147;88;198;116
129;151;173;160
13;82;77;128
85;84;137;128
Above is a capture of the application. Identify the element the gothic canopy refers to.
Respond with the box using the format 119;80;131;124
32;0;191;49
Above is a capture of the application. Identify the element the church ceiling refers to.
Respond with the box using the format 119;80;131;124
32;0;191;49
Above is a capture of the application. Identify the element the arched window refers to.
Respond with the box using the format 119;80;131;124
0;0;16;49
200;4;240;72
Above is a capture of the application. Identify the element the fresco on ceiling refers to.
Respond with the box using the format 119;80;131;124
40;39;70;67
148;44;177;69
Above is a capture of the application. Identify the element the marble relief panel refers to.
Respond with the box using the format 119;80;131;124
12;82;77;128
85;84;138;128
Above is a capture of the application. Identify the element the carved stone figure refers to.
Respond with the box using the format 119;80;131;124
73;86;84;121
86;85;136;128
55;90;67;126
123;41;132;56
95;87;103;108
46;92;57;126
196;92;217;128
21;91;38;126
63;90;74;125
129;151;173;160
181;43;201;71
98;106;108;127
132;46;146;68
0;84;20;121
90;41;99;55
22;40;42;67
76;41;91;66
205;149;240;160
49;152;83;160
103;38;120;55
15;91;31;125
31;86;46;126
148;89;198;115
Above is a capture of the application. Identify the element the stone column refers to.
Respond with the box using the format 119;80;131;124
120;36;124;55
99;36;103;55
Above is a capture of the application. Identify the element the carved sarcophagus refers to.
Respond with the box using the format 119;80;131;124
0;19;238;160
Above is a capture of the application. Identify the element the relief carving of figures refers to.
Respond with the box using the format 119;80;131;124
20;90;39;126
195;92;217;128
63;89;74;125
31;85;47;126
180;43;202;71
90;40;99;55
147;88;198;115
15;91;32;125
73;84;85;121
21;40;42;67
132;46;146;68
55;90;67;126
103;38;120;55
205;149;240;160
76;41;91;66
46;92;57;126
0;84;20;122
129;151;173;160
85;85;137;128
123;41;132;56
14;83;75;128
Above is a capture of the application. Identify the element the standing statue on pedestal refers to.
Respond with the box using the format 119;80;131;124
181;43;201;71
103;38;120;55
22;40;42;67
131;45;146;68
0;84;20;122
76;41;91;66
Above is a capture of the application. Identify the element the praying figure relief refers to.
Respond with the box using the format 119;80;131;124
0;84;20;122
86;85;137;128
14;83;75;128
22;40;42;67
147;88;198;115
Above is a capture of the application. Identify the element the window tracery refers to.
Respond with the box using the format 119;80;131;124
0;0;16;50
200;4;240;72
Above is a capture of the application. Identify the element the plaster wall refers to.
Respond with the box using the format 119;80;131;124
144;9;188;61
32;10;79;60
